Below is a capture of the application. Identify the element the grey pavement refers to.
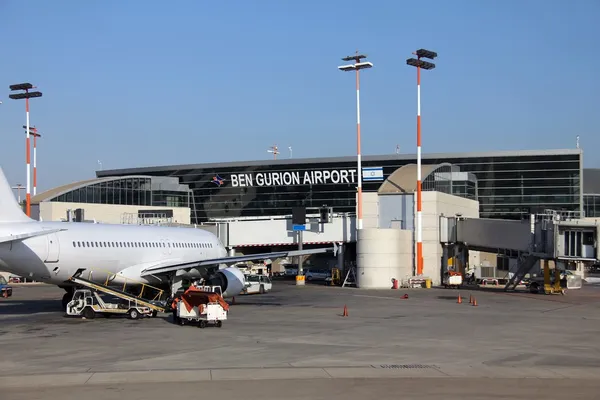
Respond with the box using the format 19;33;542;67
2;280;600;398
5;377;600;400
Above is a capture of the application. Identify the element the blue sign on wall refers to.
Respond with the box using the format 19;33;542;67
292;224;306;231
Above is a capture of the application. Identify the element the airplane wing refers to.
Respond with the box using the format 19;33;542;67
140;245;337;277
0;228;66;245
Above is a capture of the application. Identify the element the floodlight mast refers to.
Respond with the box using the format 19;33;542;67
406;49;437;277
9;83;43;217
338;51;373;231
23;126;41;196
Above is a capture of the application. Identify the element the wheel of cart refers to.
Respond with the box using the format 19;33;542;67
216;320;222;328
198;320;207;329
82;306;95;319
128;308;140;320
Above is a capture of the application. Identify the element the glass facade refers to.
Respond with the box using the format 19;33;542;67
96;150;583;224
584;195;600;218
49;177;190;208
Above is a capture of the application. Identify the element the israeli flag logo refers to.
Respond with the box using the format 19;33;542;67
362;167;384;181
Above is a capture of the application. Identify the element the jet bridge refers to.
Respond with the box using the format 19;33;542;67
440;210;600;291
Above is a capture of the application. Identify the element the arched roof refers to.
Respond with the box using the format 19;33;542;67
377;163;453;194
31;175;154;205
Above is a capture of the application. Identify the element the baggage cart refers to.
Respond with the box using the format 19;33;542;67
172;287;229;328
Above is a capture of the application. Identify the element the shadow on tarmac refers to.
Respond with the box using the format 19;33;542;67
0;299;63;315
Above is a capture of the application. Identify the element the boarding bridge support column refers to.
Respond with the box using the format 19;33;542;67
337;242;345;272
296;230;305;286
441;244;449;285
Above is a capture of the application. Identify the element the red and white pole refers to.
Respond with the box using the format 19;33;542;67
356;68;363;230
25;95;31;217
33;131;38;196
416;57;423;276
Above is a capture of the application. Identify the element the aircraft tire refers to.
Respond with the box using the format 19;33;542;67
62;293;72;311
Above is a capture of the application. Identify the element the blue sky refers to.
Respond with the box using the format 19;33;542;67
0;0;599;192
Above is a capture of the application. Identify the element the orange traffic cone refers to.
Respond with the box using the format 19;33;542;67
457;293;462;304
402;294;409;299
342;305;348;317
472;298;478;307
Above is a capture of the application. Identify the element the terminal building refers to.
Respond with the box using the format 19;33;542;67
25;147;599;288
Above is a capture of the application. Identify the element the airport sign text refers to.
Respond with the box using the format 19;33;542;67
230;169;358;187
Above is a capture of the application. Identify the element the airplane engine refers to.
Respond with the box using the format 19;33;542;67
205;266;245;298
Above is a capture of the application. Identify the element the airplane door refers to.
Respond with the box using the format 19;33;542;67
45;233;60;263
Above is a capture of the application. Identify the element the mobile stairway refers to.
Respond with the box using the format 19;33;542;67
68;268;169;315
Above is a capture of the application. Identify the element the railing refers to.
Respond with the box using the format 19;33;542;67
84;268;166;302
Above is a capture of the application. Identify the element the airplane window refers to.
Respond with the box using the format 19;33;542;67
77;242;81;247
99;242;103;248
72;241;76;247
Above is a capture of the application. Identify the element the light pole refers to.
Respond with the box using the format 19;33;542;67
406;48;437;277
23;126;41;196
11;184;23;204
338;51;373;230
9;83;43;217
288;146;293;159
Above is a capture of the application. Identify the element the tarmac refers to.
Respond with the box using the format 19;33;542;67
2;279;600;399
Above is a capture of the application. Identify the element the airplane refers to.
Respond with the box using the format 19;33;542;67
0;167;336;309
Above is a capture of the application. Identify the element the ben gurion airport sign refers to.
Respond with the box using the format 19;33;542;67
227;167;384;187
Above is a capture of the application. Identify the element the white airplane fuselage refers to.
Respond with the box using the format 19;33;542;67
0;220;233;293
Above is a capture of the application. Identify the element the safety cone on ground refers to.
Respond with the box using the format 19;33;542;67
402;294;409;299
472;298;478;307
342;305;348;317
457;293;462;304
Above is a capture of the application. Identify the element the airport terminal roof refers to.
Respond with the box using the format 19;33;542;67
31;177;107;205
30;175;189;205
96;148;582;177
378;164;447;194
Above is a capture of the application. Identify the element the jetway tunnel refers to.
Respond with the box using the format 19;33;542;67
439;213;600;290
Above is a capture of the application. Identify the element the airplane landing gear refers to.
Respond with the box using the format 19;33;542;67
62;289;74;311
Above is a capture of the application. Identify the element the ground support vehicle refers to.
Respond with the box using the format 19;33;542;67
66;288;155;319
65;268;167;319
241;274;272;294
0;276;12;298
171;286;229;328
443;271;463;289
